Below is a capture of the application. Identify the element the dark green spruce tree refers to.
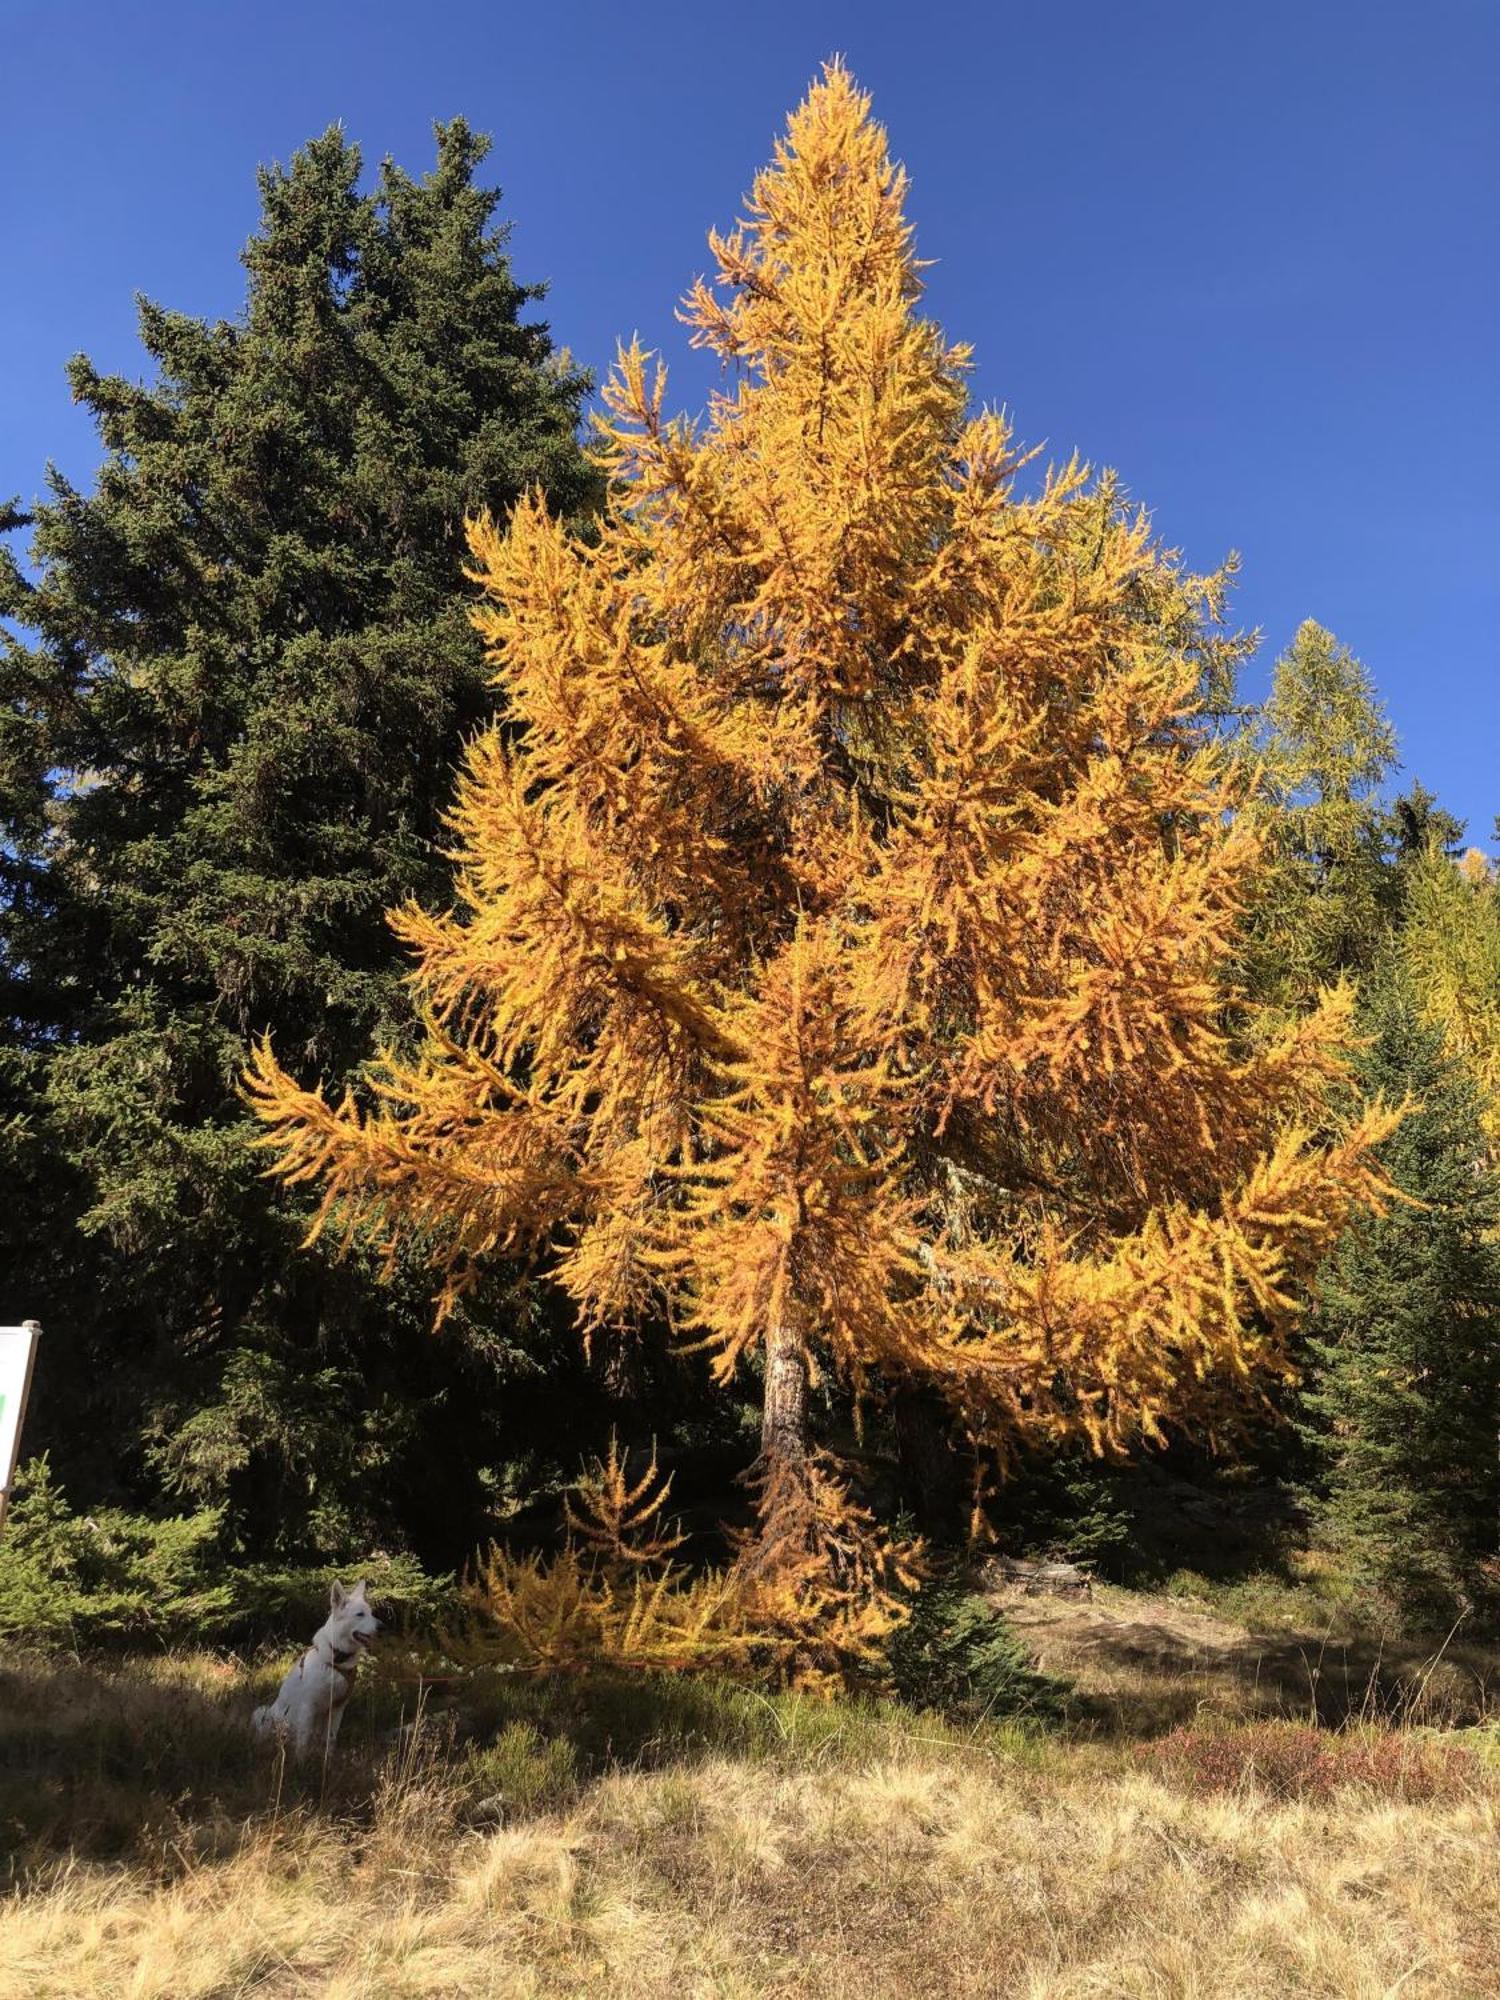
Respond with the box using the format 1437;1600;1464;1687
1301;974;1500;1622
0;121;610;1567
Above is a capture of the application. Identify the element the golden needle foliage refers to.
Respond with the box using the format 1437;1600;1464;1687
448;1436;912;1690
451;1440;760;1681
1402;844;1500;1143
248;65;1394;1623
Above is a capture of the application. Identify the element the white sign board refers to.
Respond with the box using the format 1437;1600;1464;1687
0;1324;41;1494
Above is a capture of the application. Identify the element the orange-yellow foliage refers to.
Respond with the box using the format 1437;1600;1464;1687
449;1436;903;1689
1401;844;1500;1144
248;65;1394;1556
453;1440;761;1680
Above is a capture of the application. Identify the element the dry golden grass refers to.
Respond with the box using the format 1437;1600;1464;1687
5;1746;1499;1998
2;1650;1498;1998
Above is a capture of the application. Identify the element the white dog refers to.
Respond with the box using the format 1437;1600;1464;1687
252;1578;380;1757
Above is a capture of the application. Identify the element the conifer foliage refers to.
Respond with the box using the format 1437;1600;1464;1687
1246;620;1400;1003
1400;844;1500;1142
0;121;596;1559
1302;978;1500;1617
454;1439;758;1679
251;69;1394;1630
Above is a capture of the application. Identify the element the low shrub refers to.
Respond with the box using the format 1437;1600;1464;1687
1137;1720;1483;1803
1161;1558;1387;1635
0;1456;232;1647
459;1721;580;1817
885;1572;1069;1722
228;1552;457;1643
0;1456;454;1650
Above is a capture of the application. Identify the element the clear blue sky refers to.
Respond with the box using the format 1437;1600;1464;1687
5;0;1496;844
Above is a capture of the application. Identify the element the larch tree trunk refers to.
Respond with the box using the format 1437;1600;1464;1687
761;1314;811;1470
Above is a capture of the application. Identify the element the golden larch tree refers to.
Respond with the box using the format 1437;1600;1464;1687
1401;843;1500;1143
248;64;1393;1627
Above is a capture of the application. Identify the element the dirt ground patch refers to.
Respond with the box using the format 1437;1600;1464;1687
991;1582;1500;1731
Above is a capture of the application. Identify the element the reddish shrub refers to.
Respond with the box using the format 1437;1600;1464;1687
1136;1723;1483;1804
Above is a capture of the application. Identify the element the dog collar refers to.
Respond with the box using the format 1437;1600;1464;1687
330;1645;360;1675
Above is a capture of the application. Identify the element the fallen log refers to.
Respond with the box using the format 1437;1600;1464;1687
977;1555;1093;1599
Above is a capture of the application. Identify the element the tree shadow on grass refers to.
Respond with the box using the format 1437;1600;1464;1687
0;1650;397;1875
0;1648;991;1881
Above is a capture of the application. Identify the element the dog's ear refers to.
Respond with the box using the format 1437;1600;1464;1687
350;1578;370;1601
329;1580;347;1611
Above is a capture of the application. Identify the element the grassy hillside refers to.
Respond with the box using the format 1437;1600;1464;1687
3;1594;1499;1999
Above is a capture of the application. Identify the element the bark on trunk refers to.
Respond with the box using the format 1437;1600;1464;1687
592;1330;642;1405
761;1316;811;1469
745;1315;818;1588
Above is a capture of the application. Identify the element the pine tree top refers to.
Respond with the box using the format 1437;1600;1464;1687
2;119;597;1070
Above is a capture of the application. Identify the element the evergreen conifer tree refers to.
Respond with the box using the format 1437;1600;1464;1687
251;68;1394;1634
0;121;599;1561
1302;975;1500;1619
1243;620;1400;1004
1399;844;1500;1143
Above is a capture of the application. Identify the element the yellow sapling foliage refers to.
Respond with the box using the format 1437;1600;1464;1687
452;1440;760;1680
248;64;1395;1646
563;1434;687;1569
